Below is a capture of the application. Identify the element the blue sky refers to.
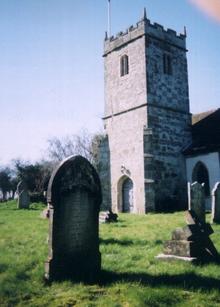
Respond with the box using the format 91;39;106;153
0;0;219;164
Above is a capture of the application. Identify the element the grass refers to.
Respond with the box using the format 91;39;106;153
0;201;220;306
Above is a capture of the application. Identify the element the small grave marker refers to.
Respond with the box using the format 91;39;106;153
211;182;220;223
17;180;30;209
188;182;205;223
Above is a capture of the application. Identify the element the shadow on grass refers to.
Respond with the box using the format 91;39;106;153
44;269;220;290
112;220;127;228
100;238;150;246
7;207;43;211
15;270;29;281
99;270;220;290
0;263;9;273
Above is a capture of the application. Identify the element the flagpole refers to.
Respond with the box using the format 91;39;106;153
108;0;111;37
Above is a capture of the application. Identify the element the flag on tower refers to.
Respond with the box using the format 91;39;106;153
108;0;111;37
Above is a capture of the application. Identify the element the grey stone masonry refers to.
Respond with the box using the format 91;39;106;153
211;182;220;223
17;180;30;209
102;10;191;213
45;155;102;282
144;127;155;212
145;12;191;210
96;135;111;211
188;182;206;223
104;16;186;56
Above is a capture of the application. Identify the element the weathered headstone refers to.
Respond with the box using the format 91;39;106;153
211;182;220;224
17;181;30;209
156;210;219;262
188;182;205;223
45;155;102;282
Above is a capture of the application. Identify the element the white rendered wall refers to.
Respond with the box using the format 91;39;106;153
186;152;220;192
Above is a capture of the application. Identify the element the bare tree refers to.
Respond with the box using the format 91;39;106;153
11;159;54;202
46;130;96;163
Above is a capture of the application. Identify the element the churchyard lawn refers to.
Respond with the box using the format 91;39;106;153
0;201;220;306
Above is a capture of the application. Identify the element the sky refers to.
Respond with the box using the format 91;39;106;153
0;0;220;165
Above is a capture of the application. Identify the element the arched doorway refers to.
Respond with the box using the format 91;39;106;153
192;161;211;210
122;177;134;213
192;161;210;197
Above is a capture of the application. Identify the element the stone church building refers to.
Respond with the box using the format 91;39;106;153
99;10;219;213
184;109;220;210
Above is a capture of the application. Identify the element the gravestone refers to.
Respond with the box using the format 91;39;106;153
211;182;220;224
17;181;30;209
45;155;102;282
156;210;219;262
99;209;118;223
188;182;205;223
157;182;218;262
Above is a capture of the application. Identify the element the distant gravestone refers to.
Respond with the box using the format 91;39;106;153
99;210;118;223
17;181;30;209
211;182;220;224
45;155;102;282
188;182;205;223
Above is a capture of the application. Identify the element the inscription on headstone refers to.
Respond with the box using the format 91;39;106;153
17;181;30;209
211;182;220;224
45;155;102;282
188;182;205;223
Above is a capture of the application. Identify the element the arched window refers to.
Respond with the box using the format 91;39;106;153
163;54;172;75
120;55;129;77
192;162;210;196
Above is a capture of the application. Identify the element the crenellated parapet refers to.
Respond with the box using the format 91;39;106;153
104;10;186;56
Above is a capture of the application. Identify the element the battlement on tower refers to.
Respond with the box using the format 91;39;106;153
104;13;186;56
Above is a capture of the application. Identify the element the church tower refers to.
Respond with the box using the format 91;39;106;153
102;10;191;213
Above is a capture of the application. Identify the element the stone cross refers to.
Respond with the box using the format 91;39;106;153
188;182;205;223
211;182;220;224
17;180;30;209
157;209;219;262
45;155;102;282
